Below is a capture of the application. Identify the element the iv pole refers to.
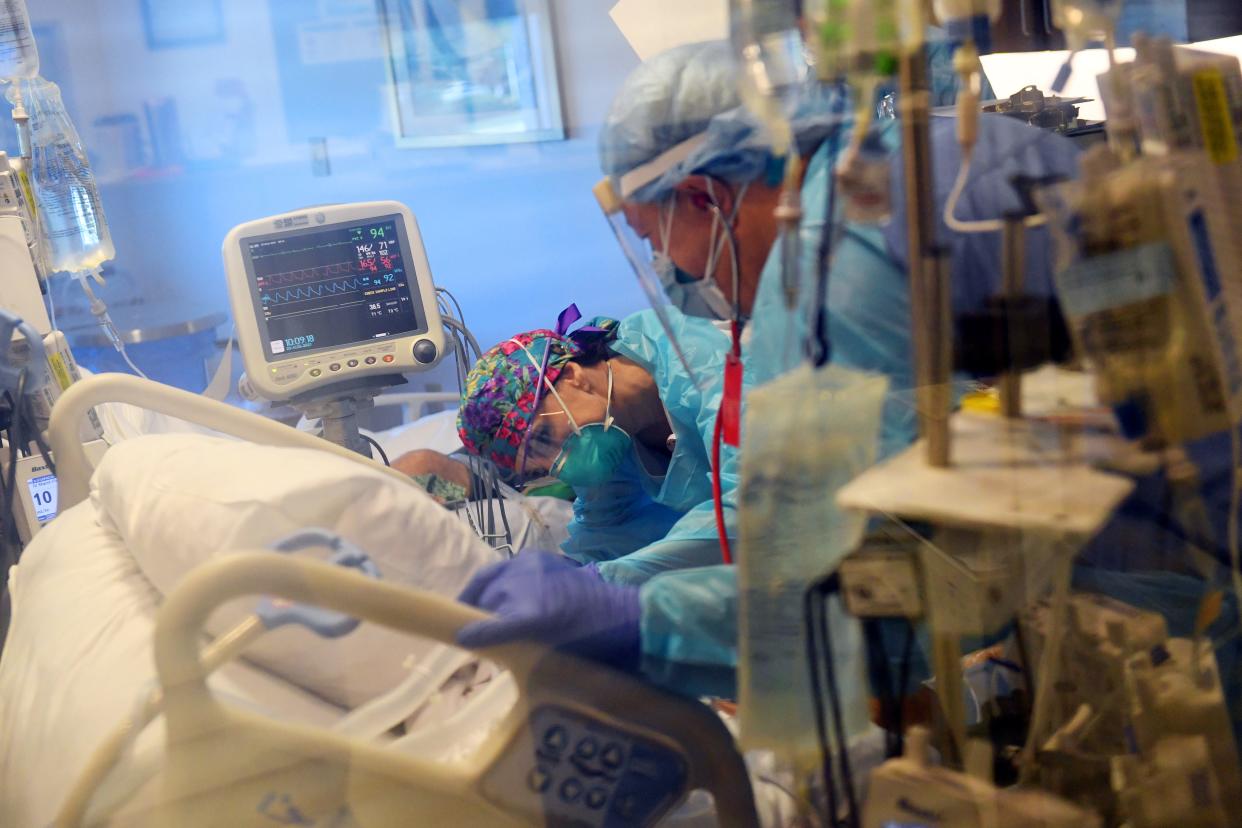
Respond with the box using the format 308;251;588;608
899;0;954;469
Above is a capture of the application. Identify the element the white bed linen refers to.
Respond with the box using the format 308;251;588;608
370;408;462;456
97;400;575;556
94;433;501;709
0;504;345;828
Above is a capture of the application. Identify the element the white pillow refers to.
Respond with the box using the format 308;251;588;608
92;433;502;709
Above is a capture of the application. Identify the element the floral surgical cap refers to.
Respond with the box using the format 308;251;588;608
457;316;619;474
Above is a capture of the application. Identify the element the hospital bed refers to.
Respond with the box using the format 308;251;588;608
0;374;765;826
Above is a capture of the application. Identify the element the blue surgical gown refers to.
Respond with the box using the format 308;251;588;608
559;308;742;586
637;114;1083;696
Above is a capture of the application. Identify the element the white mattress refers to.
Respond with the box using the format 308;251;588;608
0;504;346;828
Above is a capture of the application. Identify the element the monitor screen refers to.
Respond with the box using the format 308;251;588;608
27;473;57;524
241;214;428;361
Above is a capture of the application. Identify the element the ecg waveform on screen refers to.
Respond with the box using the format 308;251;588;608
260;261;357;287
262;274;398;306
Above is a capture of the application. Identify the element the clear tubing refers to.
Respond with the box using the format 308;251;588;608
776;156;803;311
75;269;148;379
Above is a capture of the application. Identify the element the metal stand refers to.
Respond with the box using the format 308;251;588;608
999;215;1027;419
297;394;376;456
899;38;953;468
289;374;405;457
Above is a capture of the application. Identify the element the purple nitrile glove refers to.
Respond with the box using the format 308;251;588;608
456;551;642;672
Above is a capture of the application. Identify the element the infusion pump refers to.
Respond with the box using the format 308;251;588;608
222;201;446;401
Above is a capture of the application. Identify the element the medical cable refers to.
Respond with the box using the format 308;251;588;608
436;286;468;332
777;155;805;310
804;583;842;824
804;575;860;827
712;407;733;564
703;195;743;565
440;308;512;552
811;99;849;368
816;576;860;827
362;434;390;467
2;373;25;552
17;370;53;474
1;391;20;559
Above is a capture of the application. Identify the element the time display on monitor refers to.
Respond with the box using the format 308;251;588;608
243;215;426;361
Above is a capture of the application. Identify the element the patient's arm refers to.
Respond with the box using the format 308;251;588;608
392;449;473;490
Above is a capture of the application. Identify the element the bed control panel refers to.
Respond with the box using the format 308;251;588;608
481;705;689;827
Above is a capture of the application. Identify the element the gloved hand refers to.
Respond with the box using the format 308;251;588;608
456;551;642;671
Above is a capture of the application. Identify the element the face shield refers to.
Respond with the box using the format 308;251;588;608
593;178;707;390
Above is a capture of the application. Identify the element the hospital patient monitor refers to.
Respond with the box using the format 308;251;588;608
223;201;446;402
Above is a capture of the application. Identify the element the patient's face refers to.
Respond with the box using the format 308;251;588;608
516;364;609;477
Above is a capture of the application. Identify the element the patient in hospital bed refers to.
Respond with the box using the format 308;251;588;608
0;425;796;825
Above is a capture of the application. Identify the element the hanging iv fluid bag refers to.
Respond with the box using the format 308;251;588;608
736;363;889;761
9;77;115;274
0;0;38;80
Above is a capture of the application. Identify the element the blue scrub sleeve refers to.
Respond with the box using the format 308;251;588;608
596;310;744;585
560;452;684;565
595;451;739;586
638;564;739;698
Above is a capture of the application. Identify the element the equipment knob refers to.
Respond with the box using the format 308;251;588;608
413;339;438;364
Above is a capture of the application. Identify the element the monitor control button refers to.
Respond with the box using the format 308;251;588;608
383;354;395;363
329;363;341;372
365;356;377;365
309;368;322;378
347;359;359;368
413;340;438;364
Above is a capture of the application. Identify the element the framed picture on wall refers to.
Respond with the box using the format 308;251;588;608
141;0;226;49
378;0;564;148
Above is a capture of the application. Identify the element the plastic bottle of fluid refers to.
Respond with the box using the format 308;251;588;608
10;77;114;273
0;0;38;80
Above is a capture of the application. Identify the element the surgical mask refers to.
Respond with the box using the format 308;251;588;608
653;251;733;320
653;181;748;321
513;339;634;489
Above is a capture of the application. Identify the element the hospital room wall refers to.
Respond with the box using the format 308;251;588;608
23;0;646;374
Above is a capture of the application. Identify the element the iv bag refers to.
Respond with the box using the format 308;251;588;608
736;363;888;761
9;77;114;274
0;0;38;80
